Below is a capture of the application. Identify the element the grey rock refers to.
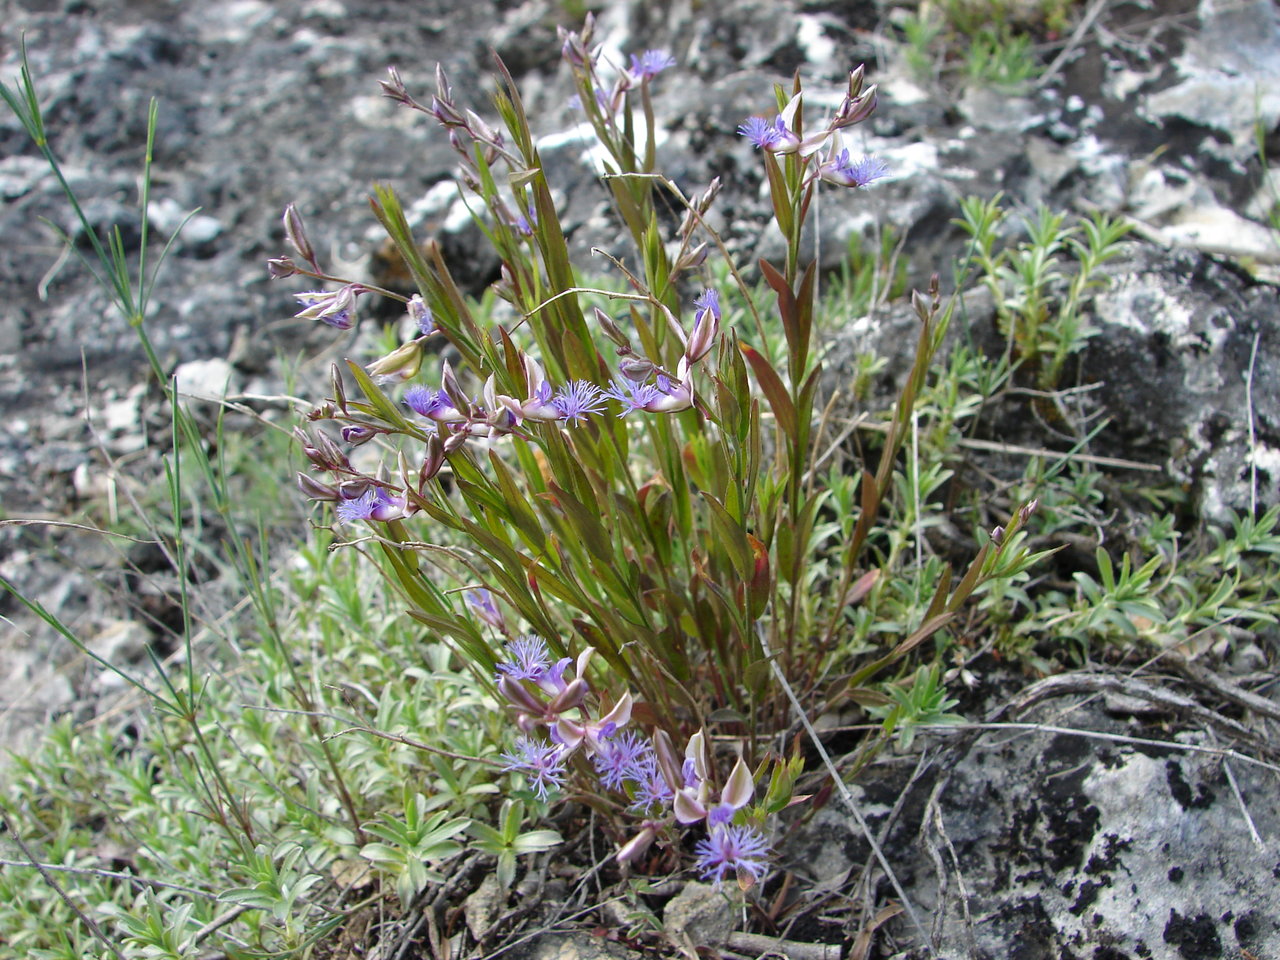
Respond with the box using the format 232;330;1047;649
662;880;736;949
1087;247;1280;521
173;356;239;400
507;931;638;960
1142;0;1280;158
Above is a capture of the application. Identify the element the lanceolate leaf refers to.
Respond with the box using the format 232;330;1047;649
740;343;796;441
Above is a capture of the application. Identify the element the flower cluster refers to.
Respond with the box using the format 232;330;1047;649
492;637;633;800
490;637;770;888
557;16;677;153
291;287;721;525
737;64;889;190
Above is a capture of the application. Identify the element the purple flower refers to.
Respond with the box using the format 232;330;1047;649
629;49;676;80
626;753;674;813
693;825;770;886
593;731;650;792
552;380;607;425
501;736;566;800
737;116;799;153
496;635;552;681
604;377;664;417
336;486;405;523
707;802;736;827
693;288;721;324
403;385;464;423
818;150;889;189
403;385;443;417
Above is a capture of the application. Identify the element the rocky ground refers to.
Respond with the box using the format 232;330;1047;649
2;0;1279;957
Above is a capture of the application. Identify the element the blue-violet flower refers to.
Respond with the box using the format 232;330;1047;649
737;116;800;154
629;49;676;80
552;380;607;425
593;731;651;792
818;150;889;189
501;736;567;801
496;634;552;681
694;825;770;887
336;486;406;523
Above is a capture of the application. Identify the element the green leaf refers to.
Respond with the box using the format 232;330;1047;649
701;491;752;580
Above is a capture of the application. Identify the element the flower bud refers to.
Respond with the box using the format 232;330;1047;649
266;256;297;279
696;177;722;214
1018;499;1040;525
593;308;630;349
618;355;655;382
341;424;378;445
379;66;412;106
365;341;423;385
338;478;371;499
832;85;878;129
330;361;348;414
617;823;658;864
296;472;340;502
442;429;470;454
435;63;452;103
439;359;469;413
847;64;865;101
407;294;435;337
421;433;445;481
283;203;317;269
674;241;708;273
497;676;544;715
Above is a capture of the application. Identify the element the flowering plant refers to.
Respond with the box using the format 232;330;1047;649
279;16;1038;894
